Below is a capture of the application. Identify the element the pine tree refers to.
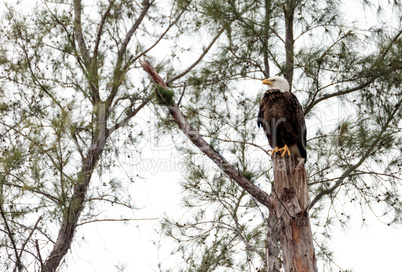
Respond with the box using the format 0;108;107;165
0;0;401;270
142;0;402;271
0;0;217;271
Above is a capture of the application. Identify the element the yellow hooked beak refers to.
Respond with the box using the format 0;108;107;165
262;79;273;85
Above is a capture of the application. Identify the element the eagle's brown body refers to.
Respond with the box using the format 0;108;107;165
257;89;307;161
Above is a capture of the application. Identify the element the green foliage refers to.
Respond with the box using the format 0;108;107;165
0;0;401;271
155;86;175;105
161;158;268;271
0;102;8;112
0;0;209;270
154;0;402;271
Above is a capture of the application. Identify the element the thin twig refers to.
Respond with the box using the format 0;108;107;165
107;95;152;137
35;239;44;269
93;0;115;62
166;28;225;84
19;216;43;263
177;81;186;107
78;217;159;226
0;200;22;271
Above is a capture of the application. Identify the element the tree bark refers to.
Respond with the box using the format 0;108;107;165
283;0;296;88
140;60;273;209
42;106;107;272
140;60;317;272
41;143;105;272
271;156;317;272
266;212;281;272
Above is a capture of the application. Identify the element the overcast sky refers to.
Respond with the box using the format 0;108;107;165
1;0;401;271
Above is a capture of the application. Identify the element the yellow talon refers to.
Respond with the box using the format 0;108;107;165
278;144;291;157
269;146;280;157
269;145;291;157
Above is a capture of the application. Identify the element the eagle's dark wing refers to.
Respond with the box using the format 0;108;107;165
257;90;280;149
257;100;264;129
289;92;307;160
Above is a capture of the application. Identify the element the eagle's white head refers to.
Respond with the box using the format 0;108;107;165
262;76;290;92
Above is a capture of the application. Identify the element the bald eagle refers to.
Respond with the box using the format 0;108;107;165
257;77;307;162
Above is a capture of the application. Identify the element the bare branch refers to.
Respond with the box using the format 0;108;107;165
231;190;261;255
2;180;60;205
118;0;153;59
0;199;23;271
73;0;91;66
78;217;159;226
141;60;168;88
177;81;186;106
35;239;45;269
304;76;375;116
107;0;153;104
107;95;152;137
93;0;115;63
18;216;43;263
140;60;273;210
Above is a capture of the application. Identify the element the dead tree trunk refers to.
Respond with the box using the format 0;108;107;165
266;211;281;272
270;156;317;272
140;60;317;272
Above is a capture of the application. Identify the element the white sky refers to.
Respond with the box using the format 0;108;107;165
62;111;402;272
63;127;402;271
1;0;401;271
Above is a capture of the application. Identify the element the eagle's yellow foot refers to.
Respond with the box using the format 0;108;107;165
278;144;291;157
269;146;280;157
